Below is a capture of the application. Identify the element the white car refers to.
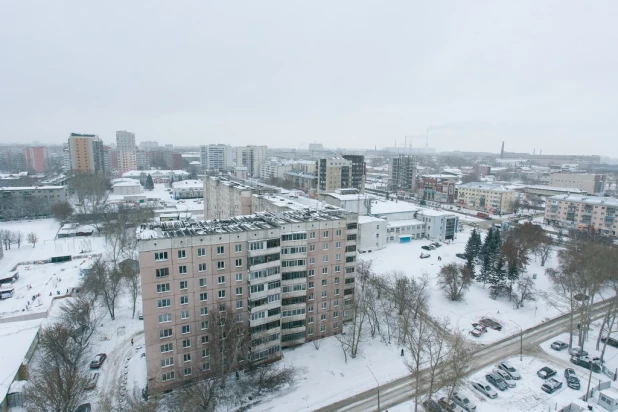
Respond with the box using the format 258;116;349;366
494;369;516;388
498;361;521;380
472;381;498;399
451;392;477;411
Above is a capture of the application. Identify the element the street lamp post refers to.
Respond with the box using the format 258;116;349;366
366;364;380;412
510;320;523;361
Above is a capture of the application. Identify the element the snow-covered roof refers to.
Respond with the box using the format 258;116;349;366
358;215;386;224
172;180;203;189
524;185;586;193
323;192;372;201
112;181;141;187
417;209;457;217
458;182;514;192
0;185;65;191
123;170;190;177
387;219;424;227
189;161;201;165
548;194;618;205
370;200;419;215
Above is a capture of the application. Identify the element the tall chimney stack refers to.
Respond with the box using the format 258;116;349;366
500;141;505;159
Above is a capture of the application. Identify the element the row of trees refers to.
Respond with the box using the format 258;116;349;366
1;229;39;249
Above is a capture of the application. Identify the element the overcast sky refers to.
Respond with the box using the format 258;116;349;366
1;1;617;156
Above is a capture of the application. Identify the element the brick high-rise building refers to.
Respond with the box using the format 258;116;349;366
116;130;136;174
25;146;48;173
67;133;105;174
138;209;358;391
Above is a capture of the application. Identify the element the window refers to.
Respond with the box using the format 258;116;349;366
202;362;211;371
235;259;242;267
180;296;188;305
235;313;244;322
159;329;173;339
184;367;192;376
250;241;264;251
157;283;170;293
217;246;224;255
322;267;328;275
336;229;342;236
155;252;168;261
178;265;187;274
322;279;327;286
321;302;327;310
182;339;191;348
201;335;209;344
181;311;189;320
200;292;208;302
335;265;341;273
320;325;326;333
200;307;208;316
308;327;313;335
309;244;316;252
334;322;339;329
310;232;316;239
308;281;315;289
179;281;188;290
219;304;226;312
236;287;243;296
157;298;171;308
182;325;190;334
322;255;328;262
308;293;314;301
202;349;210;358
158;313;172;323
156;268;169;278
178;250;186;259
335;288;340;296
333;299;339;307
282;233;307;241
321;291;327;298
197;247;206;257
217;261;225;270
336;241;342;248
308;269;315;277
323;231;329;238
323;243;329;250
334;277;340;284
334;311;339;318
183;354;191;362
308;316;314;324
198;263;207;272
160;343;173;353
309;257;315;264
218;290;226;298
199;278;207;287
235;273;243;281
320;314;327;321
235;244;242;252
162;371;175;382
201;321;209;330
218;276;225;284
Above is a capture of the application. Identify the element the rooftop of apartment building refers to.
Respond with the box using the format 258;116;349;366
172;180;202;189
137;209;354;240
0;185;65;191
253;192;326;211
370;200;419;214
458;182;514;192
123;170;190;178
205;176;254;191
523;184;586;193
69;133;97;138
548;194;618;205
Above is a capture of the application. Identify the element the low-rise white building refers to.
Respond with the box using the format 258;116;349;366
386;219;426;243
357;216;387;252
416;209;459;241
112;180;143;196
172;179;203;199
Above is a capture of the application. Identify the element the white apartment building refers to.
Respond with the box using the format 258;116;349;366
117;131;137;174
259;160;292;181
317;158;353;194
237;146;268;177
456;182;516;214
203;176;253;220
200;145;233;171
172;180;203;200
137;210;357;391
548;172;606;195
544;194;618;236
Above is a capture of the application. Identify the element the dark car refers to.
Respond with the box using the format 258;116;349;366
470;325;487;337
479;318;503;331
432;242;442;248
486;373;508;391
537;366;557;379
541;378;563;394
422;399;445;412
420;253;431;259
551;341;569;351
574;293;590;301
76;404;92;412
601;336;618;348
421;245;432;251
565;368;580;389
570;356;601;372
90;353;107;369
456;253;468;260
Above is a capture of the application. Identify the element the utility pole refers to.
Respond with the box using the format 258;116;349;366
366;364;380;411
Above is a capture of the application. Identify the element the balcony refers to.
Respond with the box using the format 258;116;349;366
249;298;280;313
281;313;306;323
249;313;281;328
248;260;280;273
281;289;307;299
248;246;281;258
249;286;281;301
251;325;281;338
281;335;306;347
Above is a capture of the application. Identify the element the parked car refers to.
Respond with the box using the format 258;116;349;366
493;369;516;388
471;381;498;399
564;368;580;389
421;245;432;251
497;362;521;380
574;293;590;301
76;404;92;412
551;341;569;351
420;253;431;259
456;253;468;260
451;392;477;411
85;372;99;390
486;373;508;391
541;378;563;394
601;336;618;348
570;356;601;372
438;397;465;412
569;347;588;357
90;353;107;369
470;325;487;337
138;310;143;320
421;399;444;412
432;242;442;248
537;366;557;379
479;318;503;331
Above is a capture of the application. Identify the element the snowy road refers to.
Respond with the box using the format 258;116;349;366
315;298;615;412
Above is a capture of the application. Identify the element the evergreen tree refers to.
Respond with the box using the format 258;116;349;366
479;228;494;265
489;255;507;298
464;230;478;276
506;260;520;299
477;253;492;287
144;174;154;190
472;229;482;257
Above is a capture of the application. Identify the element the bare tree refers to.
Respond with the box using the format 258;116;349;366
436;263;472;301
81;258;124;320
535;234;553;266
442;331;474;401
51;201;75;222
335;283;367;361
59;296;102;349
514;275;536;309
121;261;141;319
12;231;23;248
27;231;39;248
404;310;432;412
425;318;452;400
246;363;298;395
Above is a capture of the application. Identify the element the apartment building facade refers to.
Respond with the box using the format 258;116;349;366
548;172;606;195
237;146;268;177
138;210;358;391
317;158;353;194
25;146;48;173
259;160;292;181
200;144;233;171
389;155;417;193
0;185;68;202
456;182;516;214
116;131;136;174
342;155;366;193
68;133;105;174
544;194;618;236
204;176;253;220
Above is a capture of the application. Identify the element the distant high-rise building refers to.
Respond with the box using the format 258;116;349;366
389;155;417;193
200;144;232;171
139;141;159;150
342;155;365;192
116;131;136;174
236;145;267;177
25;146;48;173
317;158;353;194
68;133;105;174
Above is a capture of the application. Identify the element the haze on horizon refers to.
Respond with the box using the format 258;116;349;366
1;1;617;157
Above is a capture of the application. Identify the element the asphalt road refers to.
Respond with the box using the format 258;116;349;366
314;299;614;412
